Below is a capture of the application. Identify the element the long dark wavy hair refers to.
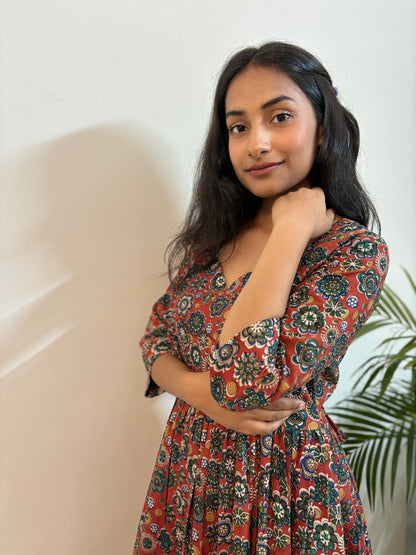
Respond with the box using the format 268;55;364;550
167;41;380;279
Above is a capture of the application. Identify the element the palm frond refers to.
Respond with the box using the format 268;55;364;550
331;388;416;508
402;267;416;295
375;283;416;329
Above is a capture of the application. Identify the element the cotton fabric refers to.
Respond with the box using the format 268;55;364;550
134;219;388;554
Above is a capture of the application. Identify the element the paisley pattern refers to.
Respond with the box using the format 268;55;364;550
134;219;388;554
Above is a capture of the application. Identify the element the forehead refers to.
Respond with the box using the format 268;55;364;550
225;65;308;110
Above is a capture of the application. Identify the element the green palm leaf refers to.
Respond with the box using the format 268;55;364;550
331;388;416;509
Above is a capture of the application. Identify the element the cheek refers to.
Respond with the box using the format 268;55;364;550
228;142;243;172
284;127;316;154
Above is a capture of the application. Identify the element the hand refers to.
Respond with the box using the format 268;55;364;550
271;187;335;241
193;373;305;435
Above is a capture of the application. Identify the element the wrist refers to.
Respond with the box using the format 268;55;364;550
190;371;213;412
271;218;311;246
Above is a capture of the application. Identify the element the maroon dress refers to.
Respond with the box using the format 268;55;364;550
134;218;388;554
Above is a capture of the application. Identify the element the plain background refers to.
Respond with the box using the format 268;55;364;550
1;1;415;553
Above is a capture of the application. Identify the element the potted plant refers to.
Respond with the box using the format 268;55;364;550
331;270;416;509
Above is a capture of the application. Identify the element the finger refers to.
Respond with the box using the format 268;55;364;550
264;398;304;411
239;419;286;436
255;418;287;435
245;409;299;423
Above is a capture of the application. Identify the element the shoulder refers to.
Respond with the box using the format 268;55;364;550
298;218;389;280
171;244;212;291
316;217;388;258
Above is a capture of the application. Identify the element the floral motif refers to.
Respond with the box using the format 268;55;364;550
232;536;250;554
313;443;329;465
331;333;348;357
296;488;316;524
358;268;380;299
350;512;367;545
314;474;339;508
151;468;167;493
210;273;226;290
139;532;157;552
234;352;262;385
210;341;240;371
376;252;388;274
323;299;348;318
273;529;290;549
217;515;233;541
313;520;338;552
157;529;174;552
190;274;208;291
176;293;194;316
350;238;379;259
301;245;327;267
176;321;191;346
295;525;314;551
209;296;229;316
341;258;365;272
172;488;188;515
241;319;275;346
321;324;339;347
234;474;249;506
292;305;325;334
271;492;290;527
315;274;350;300
292;339;321;372
210;428;225;454
263;339;284;366
233;507;249;527
211;375;226;404
218;484;233;508
288;284;310;307
300;450;318;480
188;310;205;335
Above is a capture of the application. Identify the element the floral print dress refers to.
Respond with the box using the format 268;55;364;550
133;219;388;554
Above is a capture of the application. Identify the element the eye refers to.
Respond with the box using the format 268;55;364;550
272;112;292;123
229;124;247;135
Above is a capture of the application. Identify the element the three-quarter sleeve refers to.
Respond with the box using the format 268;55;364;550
208;228;389;411
140;283;181;398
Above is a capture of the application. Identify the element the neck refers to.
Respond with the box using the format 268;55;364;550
253;197;275;229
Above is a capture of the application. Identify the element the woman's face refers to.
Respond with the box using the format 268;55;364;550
225;65;322;201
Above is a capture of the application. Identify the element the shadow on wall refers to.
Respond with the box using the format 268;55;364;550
1;125;180;555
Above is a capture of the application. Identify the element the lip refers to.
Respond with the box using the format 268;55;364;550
246;161;284;176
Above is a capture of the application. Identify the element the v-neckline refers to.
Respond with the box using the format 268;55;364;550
215;260;252;292
214;217;350;291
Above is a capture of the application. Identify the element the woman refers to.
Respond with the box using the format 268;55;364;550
134;42;388;554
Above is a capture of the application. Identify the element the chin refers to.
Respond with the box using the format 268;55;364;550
243;184;295;199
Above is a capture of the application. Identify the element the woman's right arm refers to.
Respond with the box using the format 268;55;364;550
151;355;304;435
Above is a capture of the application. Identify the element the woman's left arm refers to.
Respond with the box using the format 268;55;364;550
219;187;335;343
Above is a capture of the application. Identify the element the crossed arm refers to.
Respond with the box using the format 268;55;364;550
151;354;304;435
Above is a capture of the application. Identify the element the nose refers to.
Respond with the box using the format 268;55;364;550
247;124;271;159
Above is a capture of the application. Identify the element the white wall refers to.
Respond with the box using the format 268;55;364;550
1;1;415;554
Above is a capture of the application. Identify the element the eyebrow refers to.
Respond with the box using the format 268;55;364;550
225;95;296;119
